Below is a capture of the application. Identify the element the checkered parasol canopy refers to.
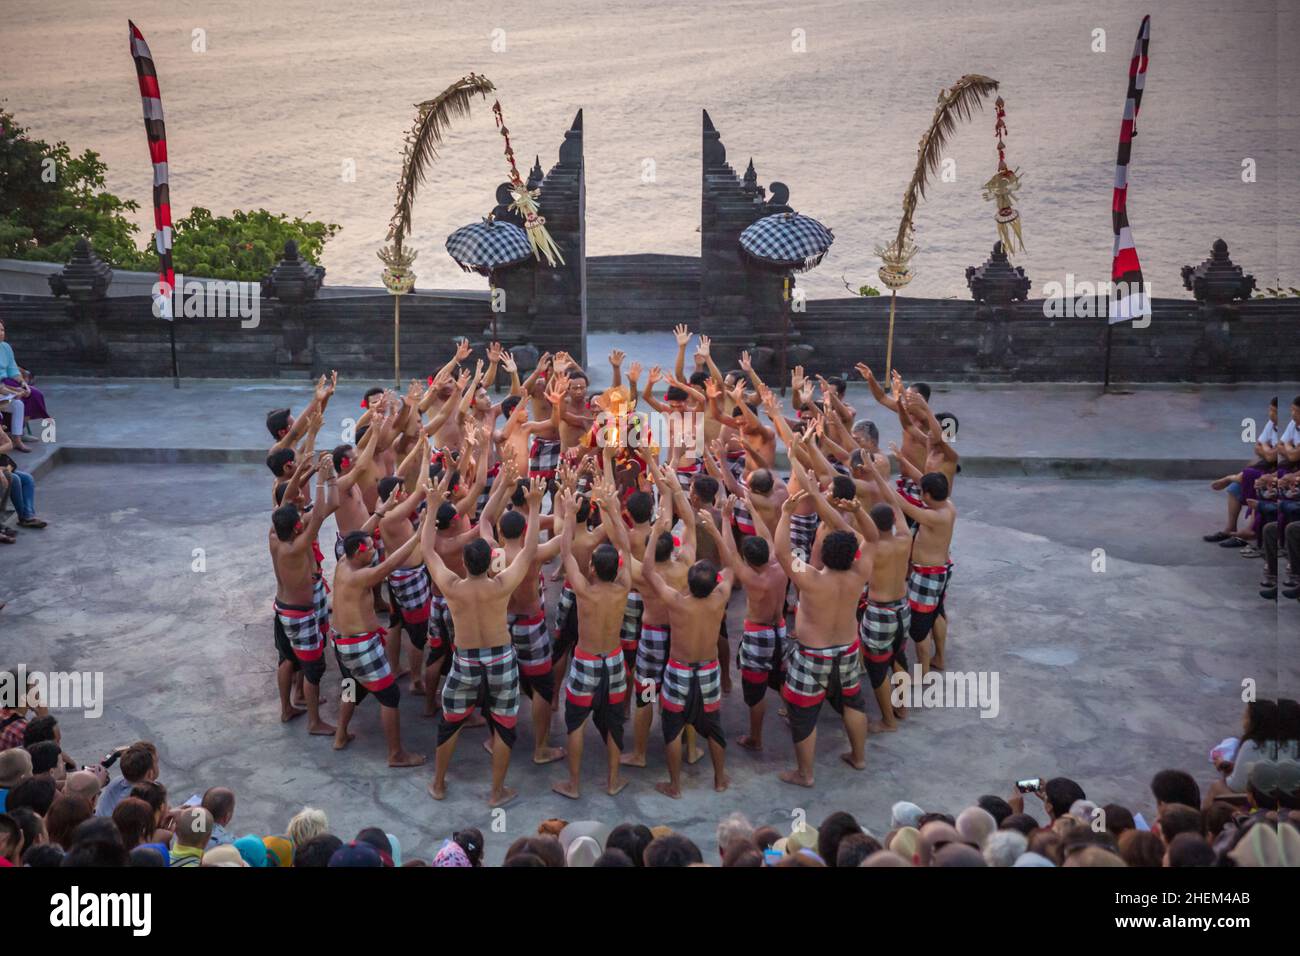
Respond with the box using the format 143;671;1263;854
739;212;834;272
445;219;532;276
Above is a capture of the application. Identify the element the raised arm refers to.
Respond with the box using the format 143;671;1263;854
497;479;544;593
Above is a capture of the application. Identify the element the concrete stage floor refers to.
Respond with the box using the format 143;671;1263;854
3;459;1291;864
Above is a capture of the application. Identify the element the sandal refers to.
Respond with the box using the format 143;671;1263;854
1219;537;1246;548
0;531;14;544
17;517;46;529
1202;531;1232;542
1239;545;1262;558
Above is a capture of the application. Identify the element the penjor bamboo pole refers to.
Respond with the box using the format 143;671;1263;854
884;290;898;376
393;295;401;386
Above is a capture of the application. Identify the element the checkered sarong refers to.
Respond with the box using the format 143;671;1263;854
555;582;576;635
739;619;789;683
565;647;628;708
634;623;670;699
675;458;701;493
440;644;520;725
333;628;393;691
388;565;432;624
508;611;553;678
789;511;819;561
620;591;644;654
312;574;330;639
430;593;455;649
907;564;950;614
729;475;756;535
274;599;325;660
475;462;501;520
726;452;746;482
781;640;863;708
661;658;721;714
860;599;910;661
528;437;561;479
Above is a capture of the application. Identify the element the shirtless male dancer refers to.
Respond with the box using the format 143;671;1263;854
621;456;695;769
479;460;568;765
639;496;732;798
882;469;957;676
424;478;545;807
269;455;338;734
331;524;426;767
774;490;875;787
858;465;916;731
713;495;790;751
552;482;633;798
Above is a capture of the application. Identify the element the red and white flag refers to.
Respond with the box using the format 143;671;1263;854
1109;15;1151;324
128;20;175;320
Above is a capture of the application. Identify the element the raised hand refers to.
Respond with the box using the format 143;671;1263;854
455;338;472;363
500;351;517;374
609;348;625;369
627;360;642;381
782;490;807;514
673;323;692;347
739;350;753;372
647;366;663;385
525;478;545;509
854;362;874;382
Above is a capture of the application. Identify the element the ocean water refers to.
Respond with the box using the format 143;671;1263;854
1;0;1295;300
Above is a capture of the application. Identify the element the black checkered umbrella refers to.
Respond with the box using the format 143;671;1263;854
445;218;532;277
739;212;834;272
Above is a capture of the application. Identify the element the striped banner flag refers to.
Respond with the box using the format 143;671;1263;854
1109;15;1151;324
128;20;175;320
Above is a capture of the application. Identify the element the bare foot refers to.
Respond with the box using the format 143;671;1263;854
737;734;762;751
308;720;337;736
930;656;945;671
654;780;682;799
1210;477;1234;491
389;750;427;768
686;746;703;765
333;731;356;751
607;778;628;796
280;705;307;723
721;677;733;695
552;780;581;799
840;751;866;770
714;774;730;793
533;746;566;765
779;769;815;788
868;720;898;733
428;779;446;801
489;787;519;808
290;694;308;709
620;753;647;768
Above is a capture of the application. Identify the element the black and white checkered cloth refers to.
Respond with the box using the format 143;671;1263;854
445;219;531;274
739;212;834;272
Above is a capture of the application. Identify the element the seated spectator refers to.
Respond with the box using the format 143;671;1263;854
295;833;343;868
1102;803;1136;840
64;769;102;811
1064;846;1125;867
977;794;1014;827
0;812;23;864
1204;397;1279;552
0;673;43;749
1166;832;1216;867
96;742;158;818
818;811;863;867
201;845;248;867
202;786;237;847
1206;700;1280;801
715;811;754;862
644;833;703;867
1150;769;1201;815
1156;804;1205;844
0;317;50;444
606;822;652;866
5;774;55;817
0;747;33;811
0;424;47;536
23;843;65;867
234;835;268;868
46;794;93;850
835;833;881;867
287;806;329;850
983;829;1028;866
594;848;636;867
169;807;213;866
129;780;172;844
111;797;157;851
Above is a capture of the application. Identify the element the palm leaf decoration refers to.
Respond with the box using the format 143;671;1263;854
892;74;999;251
385;73;497;251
